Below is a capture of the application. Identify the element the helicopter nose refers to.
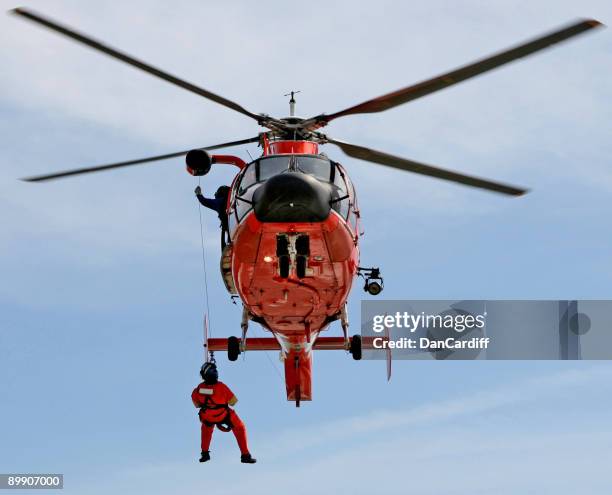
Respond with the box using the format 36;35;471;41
253;172;331;222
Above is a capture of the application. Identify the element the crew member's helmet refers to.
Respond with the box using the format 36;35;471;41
200;362;218;384
215;186;231;199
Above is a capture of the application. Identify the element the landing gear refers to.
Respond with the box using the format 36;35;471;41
340;304;361;360
340;304;350;349
228;336;241;361
227;306;249;361
240;306;249;350
349;335;362;360
358;266;384;296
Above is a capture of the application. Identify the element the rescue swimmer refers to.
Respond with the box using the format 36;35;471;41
191;361;257;464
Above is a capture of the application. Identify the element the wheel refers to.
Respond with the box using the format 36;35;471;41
349;334;362;360
228;336;240;361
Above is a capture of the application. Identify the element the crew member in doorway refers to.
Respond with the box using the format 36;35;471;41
194;185;231;249
191;362;256;464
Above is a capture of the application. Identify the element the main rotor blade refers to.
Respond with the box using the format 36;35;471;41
310;19;602;127
11;8;262;122
21;136;260;182
326;138;527;196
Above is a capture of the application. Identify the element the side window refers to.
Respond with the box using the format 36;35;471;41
332;162;348;195
331;162;350;219
235;186;257;222
228;172;242;234
345;171;359;234
337;197;350;219
347;175;357;204
348;208;358;234
228;207;238;233
238;163;256;195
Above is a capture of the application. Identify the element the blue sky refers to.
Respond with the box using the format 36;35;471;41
1;0;612;493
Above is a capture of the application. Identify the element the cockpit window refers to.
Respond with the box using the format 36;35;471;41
258;156;291;181
238;163;257;195
330;162;351;219
255;155;333;182
232;154;342;226
296;156;332;182
332;162;348;194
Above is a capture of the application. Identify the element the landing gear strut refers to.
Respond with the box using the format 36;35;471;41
241;305;249;350
339;303;362;360
228;306;249;361
340;304;350;349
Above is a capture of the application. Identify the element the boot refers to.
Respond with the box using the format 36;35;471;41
241;453;257;464
199;451;211;463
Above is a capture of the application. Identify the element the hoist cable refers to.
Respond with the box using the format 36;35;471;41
197;177;213;362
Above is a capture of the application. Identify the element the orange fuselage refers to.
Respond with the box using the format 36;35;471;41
221;140;361;402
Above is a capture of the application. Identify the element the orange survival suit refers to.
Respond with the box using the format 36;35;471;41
191;362;255;463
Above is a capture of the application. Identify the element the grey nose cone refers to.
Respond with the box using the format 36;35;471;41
253;172;331;222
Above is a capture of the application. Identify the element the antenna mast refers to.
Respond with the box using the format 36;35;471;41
284;90;301;117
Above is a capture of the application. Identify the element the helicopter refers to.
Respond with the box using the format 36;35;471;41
12;8;602;405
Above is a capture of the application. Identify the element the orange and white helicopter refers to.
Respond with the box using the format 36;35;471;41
13;8;602;405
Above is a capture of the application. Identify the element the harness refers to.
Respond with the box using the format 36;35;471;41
199;393;233;432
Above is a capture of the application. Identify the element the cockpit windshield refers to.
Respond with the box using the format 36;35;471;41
232;154;353;225
258;156;292;181
254;155;333;183
295;156;332;182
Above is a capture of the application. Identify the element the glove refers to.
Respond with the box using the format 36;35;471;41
194;186;202;196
